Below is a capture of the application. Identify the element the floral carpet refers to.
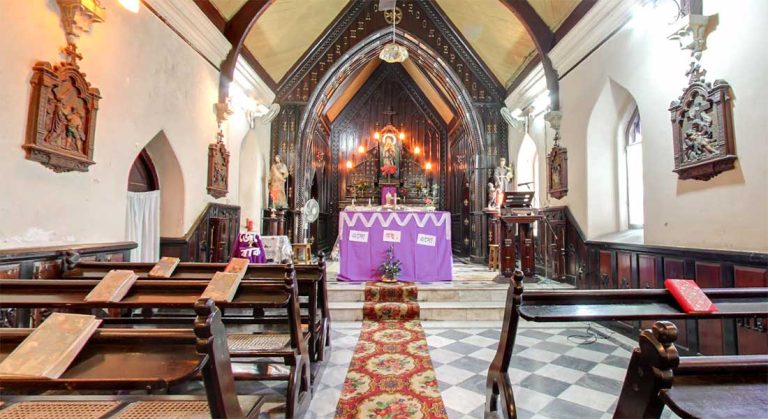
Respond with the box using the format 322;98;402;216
335;282;448;419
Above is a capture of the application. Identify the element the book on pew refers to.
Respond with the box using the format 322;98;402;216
223;257;250;280
84;270;137;302
0;313;101;379
148;256;180;278
200;271;242;302
665;279;718;314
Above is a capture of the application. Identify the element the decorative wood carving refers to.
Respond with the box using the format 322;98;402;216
547;143;568;200
669;78;736;180
207;132;230;198
23;46;101;172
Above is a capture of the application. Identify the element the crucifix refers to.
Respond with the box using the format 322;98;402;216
382;107;397;125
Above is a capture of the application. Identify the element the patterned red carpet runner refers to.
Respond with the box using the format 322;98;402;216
335;282;448;418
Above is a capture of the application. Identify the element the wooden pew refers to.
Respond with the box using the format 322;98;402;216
485;269;768;419
0;268;311;418
64;253;331;363
0;299;264;418
615;321;768;418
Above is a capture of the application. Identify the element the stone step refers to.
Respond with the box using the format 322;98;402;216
327;282;509;303
329;301;506;322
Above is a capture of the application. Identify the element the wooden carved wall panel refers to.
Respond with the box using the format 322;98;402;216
23;53;101;172
207;138;229;198
669;79;736;180
734;266;768;355
547;144;568;199
278;0;503;103
695;262;724;355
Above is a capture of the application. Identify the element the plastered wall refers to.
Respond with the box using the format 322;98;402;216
509;0;768;252
0;1;269;246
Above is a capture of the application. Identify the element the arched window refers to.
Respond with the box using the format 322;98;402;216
516;133;539;208
625;109;644;228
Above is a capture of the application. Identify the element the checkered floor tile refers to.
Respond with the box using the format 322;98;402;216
253;320;678;419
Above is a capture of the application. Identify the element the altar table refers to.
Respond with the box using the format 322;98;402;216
338;210;453;282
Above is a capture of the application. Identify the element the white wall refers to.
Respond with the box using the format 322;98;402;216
0;1;265;246
510;0;768;252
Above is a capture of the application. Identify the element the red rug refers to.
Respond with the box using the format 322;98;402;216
335;282;448;418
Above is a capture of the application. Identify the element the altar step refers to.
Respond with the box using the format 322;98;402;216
327;281;509;321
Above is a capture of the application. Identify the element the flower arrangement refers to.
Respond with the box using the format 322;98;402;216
378;245;402;283
421;184;439;209
381;164;397;177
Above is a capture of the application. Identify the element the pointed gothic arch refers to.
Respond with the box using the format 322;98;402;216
293;27;485;236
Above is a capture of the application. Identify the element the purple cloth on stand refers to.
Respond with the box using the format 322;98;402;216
338;210;453;282
380;186;397;205
231;232;267;263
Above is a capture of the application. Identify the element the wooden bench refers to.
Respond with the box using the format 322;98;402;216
0;299;263;418
64;253;331;363
614;320;768;418
0;267;311;418
486;269;768;418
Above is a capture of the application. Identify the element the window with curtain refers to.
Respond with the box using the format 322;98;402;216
516;133;539;209
625;109;644;228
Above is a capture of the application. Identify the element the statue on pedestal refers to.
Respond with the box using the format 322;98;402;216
494;157;514;193
269;154;289;208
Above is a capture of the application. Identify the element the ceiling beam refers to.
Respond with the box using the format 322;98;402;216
218;0;274;103
500;0;560;110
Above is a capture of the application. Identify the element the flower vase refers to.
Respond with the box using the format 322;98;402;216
380;275;397;283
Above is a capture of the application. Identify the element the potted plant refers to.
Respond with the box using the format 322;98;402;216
378;245;401;283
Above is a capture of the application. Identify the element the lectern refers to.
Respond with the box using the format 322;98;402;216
499;192;540;278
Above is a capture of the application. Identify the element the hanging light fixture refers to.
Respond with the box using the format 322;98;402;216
379;0;408;63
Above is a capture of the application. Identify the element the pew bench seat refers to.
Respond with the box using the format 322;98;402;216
0;395;264;419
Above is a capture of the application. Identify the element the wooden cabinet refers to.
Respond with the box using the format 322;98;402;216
734;266;768;355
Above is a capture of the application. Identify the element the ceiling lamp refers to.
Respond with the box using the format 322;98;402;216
379;0;408;63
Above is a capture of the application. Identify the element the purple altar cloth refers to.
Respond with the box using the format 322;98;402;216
338;210;453;282
230;232;267;263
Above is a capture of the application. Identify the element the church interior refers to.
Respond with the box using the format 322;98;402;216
0;0;766;418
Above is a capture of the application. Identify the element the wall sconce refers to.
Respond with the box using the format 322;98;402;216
425;161;432;171
346;160;353;169
399;132;405;140
373;132;380;140
357;145;365;154
56;0;106;45
414;146;420;155
668;13;714;59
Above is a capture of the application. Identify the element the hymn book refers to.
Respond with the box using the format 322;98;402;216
148;257;180;278
223;257;250;280
0;313;101;379
200;272;242;302
665;279;718;314
84;270;137;302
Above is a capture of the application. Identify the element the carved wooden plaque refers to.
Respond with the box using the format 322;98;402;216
207;140;229;198
669;79;736;180
548;144;568;200
23;56;100;172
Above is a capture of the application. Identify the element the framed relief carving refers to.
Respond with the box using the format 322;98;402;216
23;46;101;172
207;134;230;199
548;143;568;200
669;78;736;180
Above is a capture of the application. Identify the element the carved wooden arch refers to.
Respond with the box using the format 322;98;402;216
217;0;272;103
294;27;484;219
500;0;560;111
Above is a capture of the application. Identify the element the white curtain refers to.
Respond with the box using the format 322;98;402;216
125;191;160;262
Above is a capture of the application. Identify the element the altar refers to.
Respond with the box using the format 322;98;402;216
337;209;453;282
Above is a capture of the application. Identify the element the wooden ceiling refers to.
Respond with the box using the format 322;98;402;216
200;0;592;99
